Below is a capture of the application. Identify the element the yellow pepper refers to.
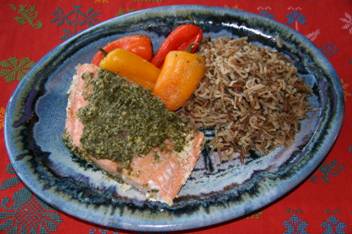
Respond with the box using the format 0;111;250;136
99;48;160;90
153;51;205;111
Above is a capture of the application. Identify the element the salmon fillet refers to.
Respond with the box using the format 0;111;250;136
65;64;204;205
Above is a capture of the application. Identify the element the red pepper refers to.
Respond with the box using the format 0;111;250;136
91;35;153;65
151;24;203;68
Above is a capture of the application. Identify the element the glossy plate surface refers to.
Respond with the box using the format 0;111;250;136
4;5;344;231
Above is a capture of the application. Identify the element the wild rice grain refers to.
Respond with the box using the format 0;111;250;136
179;37;311;161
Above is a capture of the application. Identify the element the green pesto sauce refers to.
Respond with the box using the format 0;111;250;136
77;69;190;167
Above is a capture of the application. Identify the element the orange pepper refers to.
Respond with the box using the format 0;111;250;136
153;51;205;111
99;48;160;90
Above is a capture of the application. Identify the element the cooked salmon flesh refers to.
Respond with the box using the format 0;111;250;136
64;64;204;205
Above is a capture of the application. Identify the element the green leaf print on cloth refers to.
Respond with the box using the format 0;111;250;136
9;4;42;29
0;57;34;82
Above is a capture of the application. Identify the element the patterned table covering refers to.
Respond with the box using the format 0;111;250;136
0;0;351;233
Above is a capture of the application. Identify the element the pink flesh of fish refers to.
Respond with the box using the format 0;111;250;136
65;64;204;205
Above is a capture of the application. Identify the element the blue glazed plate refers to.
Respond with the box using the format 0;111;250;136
4;5;344;232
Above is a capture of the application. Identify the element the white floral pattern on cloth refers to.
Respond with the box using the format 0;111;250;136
340;12;352;34
306;29;320;41
341;79;351;101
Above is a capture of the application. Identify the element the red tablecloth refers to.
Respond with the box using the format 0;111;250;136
0;0;351;233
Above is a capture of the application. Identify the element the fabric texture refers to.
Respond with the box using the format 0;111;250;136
0;0;351;233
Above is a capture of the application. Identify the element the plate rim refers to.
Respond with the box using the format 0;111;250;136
4;4;344;231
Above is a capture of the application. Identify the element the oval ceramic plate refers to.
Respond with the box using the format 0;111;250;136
5;5;344;232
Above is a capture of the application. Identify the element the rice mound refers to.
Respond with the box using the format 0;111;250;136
179;37;311;161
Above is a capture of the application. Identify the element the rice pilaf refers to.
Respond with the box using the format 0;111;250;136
179;37;311;161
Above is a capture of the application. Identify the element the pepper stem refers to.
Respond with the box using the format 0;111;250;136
185;43;195;53
99;48;108;56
